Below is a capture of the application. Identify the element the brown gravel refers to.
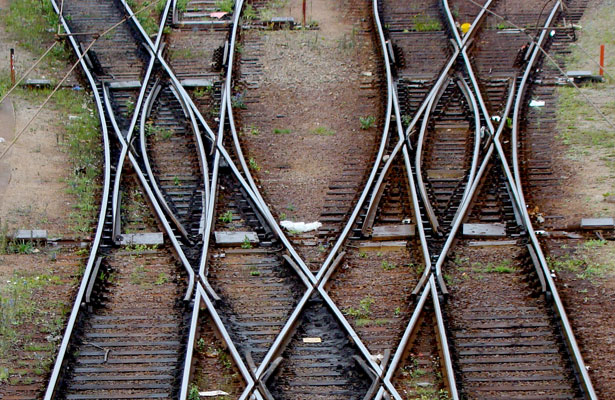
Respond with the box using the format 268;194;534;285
238;1;382;224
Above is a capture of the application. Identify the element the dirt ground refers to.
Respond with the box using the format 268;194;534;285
0;2;87;397
0;10;79;238
239;0;381;223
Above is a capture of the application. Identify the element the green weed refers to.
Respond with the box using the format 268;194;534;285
359;116;376;130
219;211;234;223
311;126;335;136
412;14;442;31
343;296;374;319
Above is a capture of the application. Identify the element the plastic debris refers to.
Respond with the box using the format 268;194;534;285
461;22;471;34
303;337;322;343
200;391;230;397
529;99;545;107
0;137;5;143
281;220;322;233
210;11;227;19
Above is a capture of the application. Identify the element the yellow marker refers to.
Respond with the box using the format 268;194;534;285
461;22;471;34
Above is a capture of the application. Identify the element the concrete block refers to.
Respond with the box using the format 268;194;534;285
358;240;407;252
119;232;164;245
215;231;259;247
580;217;614;230
181;79;214;88
14;229;47;241
462;223;507;238
108;81;142;89
372;224;415;240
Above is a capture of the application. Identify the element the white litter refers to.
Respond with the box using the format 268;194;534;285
199;390;229;397
361;71;373;76
0;137;4;143
529;100;545;107
492;116;501;122
303;337;322;343
281;220;322;233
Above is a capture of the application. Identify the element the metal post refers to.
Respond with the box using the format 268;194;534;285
302;0;306;27
600;44;605;76
10;48;15;85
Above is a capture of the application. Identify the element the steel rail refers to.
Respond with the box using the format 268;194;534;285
407;0;498;299
44;2;112;398
374;282;430;400
122;0;218;144
314;0;396;280
167;82;211;235
432;1;596;396
221;0;407;397
392;84;461;398
237;0;455;398
222;0;317;282
372;3;500;397
170;0;305;397
456;77;483;208
102;85;195;301
414;82;442;234
110;0;173;242
362;2;492;242
508;4;597;396
434;78;516;276
375;0;458;395
137;79;194;244
179;283;265;400
443;0;495;136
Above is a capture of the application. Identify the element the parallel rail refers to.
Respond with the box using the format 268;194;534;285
43;0;596;398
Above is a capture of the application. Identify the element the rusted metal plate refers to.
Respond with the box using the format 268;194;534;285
372;224;415;240
462;223;507;238
214;231;259;247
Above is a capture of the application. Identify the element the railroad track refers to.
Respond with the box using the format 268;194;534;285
43;1;204;398
40;0;598;399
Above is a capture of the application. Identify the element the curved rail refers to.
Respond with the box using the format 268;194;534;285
432;1;596;397
217;0;417;398
44;3;113;398
110;0;172;242
137;80;193;243
509;3;597;396
102;85;195;300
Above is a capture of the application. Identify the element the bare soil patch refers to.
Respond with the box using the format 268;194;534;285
239;0;382;224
